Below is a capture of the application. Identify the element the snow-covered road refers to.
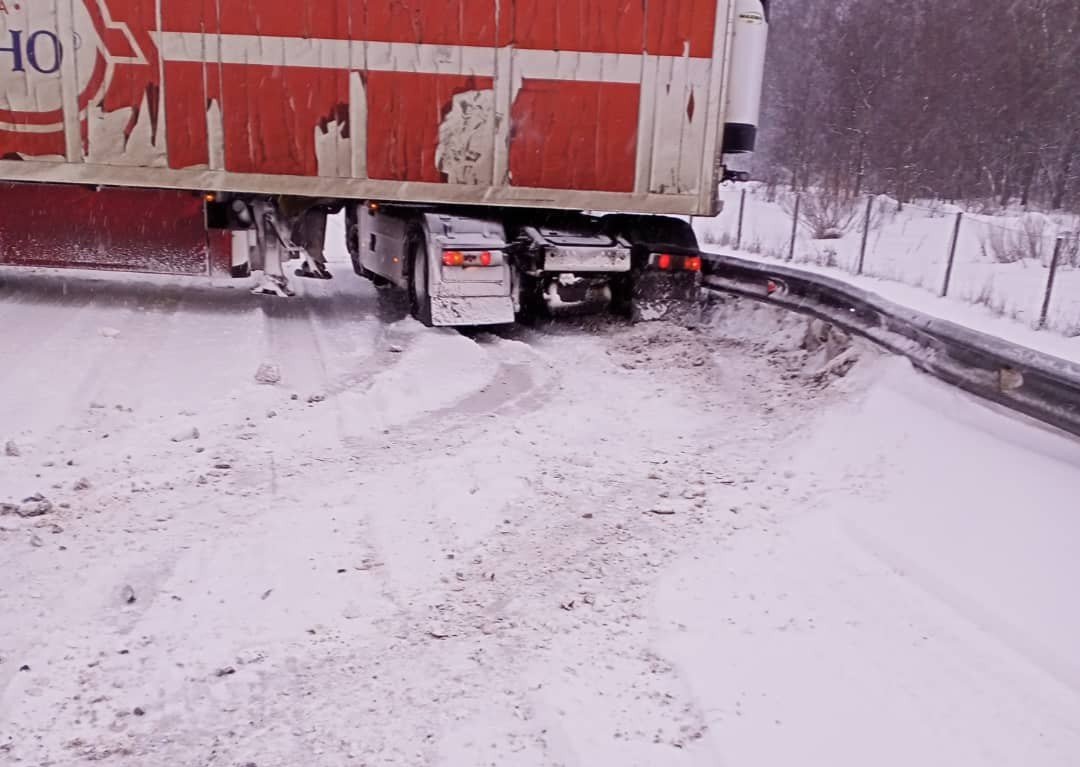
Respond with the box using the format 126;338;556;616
1;266;1079;766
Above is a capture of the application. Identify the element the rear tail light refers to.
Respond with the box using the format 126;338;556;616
653;253;701;271
443;250;497;267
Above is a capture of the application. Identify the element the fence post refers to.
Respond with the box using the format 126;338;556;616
735;188;747;251
940;211;964;298
857;194;874;275
1038;237;1065;330
788;193;800;262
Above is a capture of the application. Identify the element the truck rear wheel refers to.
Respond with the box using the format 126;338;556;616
408;239;433;326
346;206;364;277
610;272;636;318
515;274;547;325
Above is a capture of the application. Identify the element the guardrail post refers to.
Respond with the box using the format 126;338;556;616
941;211;964;297
788;193;800;262
857;194;873;275
1038;236;1065;330
735;188;747;251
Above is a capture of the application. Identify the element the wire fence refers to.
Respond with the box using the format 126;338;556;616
697;185;1080;337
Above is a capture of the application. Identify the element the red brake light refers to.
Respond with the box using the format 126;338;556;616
684;256;702;272
657;254;672;270
444;250;499;267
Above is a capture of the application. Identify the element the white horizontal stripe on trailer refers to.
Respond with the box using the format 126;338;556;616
511;49;644;84
153;32;712;83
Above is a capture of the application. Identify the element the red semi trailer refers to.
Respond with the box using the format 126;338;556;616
0;0;768;324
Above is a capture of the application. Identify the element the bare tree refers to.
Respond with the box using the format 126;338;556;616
755;0;1080;213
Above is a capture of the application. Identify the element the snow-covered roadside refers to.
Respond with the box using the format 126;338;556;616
655;345;1080;766
705;250;1080;365
695;185;1080;363
2;263;1079;766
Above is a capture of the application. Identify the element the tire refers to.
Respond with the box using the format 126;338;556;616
408;238;433;326
515;274;547;325
610;271;637;319
346;206;364;277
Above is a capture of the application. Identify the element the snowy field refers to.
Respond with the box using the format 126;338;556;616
698;185;1080;362
2;259;1080;766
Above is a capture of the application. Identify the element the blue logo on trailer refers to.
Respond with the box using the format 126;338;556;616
1;30;64;74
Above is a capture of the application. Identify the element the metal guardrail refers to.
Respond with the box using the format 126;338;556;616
702;253;1080;439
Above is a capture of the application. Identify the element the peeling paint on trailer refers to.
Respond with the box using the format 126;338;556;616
436;89;496;186
0;1;733;215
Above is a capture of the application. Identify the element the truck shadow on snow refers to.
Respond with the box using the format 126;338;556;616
0;268;380;325
0;267;681;340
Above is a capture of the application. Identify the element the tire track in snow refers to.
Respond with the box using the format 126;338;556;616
0;273;160;468
1;293;861;766
0;272;101;391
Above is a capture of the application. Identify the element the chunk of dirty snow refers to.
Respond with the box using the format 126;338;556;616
121;585;136;605
73;478;91;492
100;327;121;339
4;440;20;457
648;507;677;516
18;494;53;518
254;363;282;385
171;427;201;443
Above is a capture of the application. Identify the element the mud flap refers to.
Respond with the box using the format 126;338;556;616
0;182;226;275
631;271;702;323
430;296;515;327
